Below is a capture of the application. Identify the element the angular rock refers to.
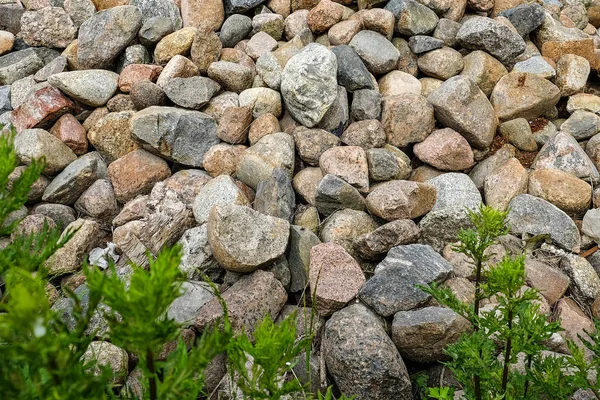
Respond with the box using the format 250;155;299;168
392;306;471;362
192;175;250;225
130;106;219;167
386;0;439;36
207;204;290;273
178;225;222;281
163;77;221;110
48;70;119;107
561;110;600;141
20;7;77;49
10;86;75;132
428;75;497;150
194;270;287;337
309;242;365;316
507;194;581;253
281;43;337;128
44;219;101;275
255;168;296;222
236;132;294;189
77;6;142;69
319;146;369;193
167;281;216;324
43;152;108;205
320;209;378;260
560;254;600;307
491;72;561;121
315;174;365;216
498;118;537;152
331;45;374;92
456;16;526;64
287;225;321;292
525;260;569;306
419;207;475;252
340;119;385;150
348;30;400;75
294;126;340;166
484;157;528;211
353;219;420;260
14;128;77;175
556;54;590;97
532;132;600;183
381;93;435;148
366;180;436;221
498;2;545;37
359;244;453;316
323;303;412;400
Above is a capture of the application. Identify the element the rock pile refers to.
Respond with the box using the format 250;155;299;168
3;0;600;398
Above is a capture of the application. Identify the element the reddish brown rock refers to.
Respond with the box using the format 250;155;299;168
249;113;280;145
307;0;344;34
181;0;224;31
108;149;172;203
554;298;596;350
49;113;88;156
541;39;600;71
202;143;246;177
309;242;365;316
525;260;569;306
484;157;528;211
118;64;163;93
413;128;474;171
216;106;253;144
10;86;76;132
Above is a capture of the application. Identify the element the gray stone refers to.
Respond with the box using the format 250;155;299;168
281;43;338;128
419;207;474;252
254;168;295;222
74;179;119;227
351;89;381;121
353;219;420;261
427;75;497;150
392;306;471;362
33;56;67;82
433;18;461;48
42;152;108;205
358;244;453;316
116;45;151;73
167;281;215;325
560;254;600;307
0;48;44;85
48;70;119;107
456;16;526;64
236;132;295;189
34;203;76;229
129;0;182;30
0;85;10;112
349;30;400;75
427;173;481;212
287;225;320;293
315;174;365;216
220;14;252;48
130;81;167;110
408;35;444;54
512;56;555;79
507;194;581;253
256;52;282;90
163;77;221;110
331;45;374;93
178;225;222;281
468;144;515;190
207;204;290;273
320;209;379;261
192;175;249;225
44;218;101;275
498;118;538;152
366;148;403;181
14;128;77;175
130;106;219;167
51;284;108;336
223;0;266;14
499;2;546;37
560;110;600;141
316;85;348;132
386;0;439;36
323;303;412;400
0;4;24;35
77;6;142;69
64;0;97;29
138;16;174;47
532;132;600;183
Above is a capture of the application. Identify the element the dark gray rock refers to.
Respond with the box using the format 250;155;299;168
138;16;174;47
348;30;400;75
163;77;221;110
419;207;474;252
392;306;471;362
433;18;461;48
223;0;266;14
351;89;381;121
507;194;581;253
0;4;24;35
130;81;167;110
456;16;526;64
0;48;44;85
408;35;444;54
499;2;545;37
366;148;402;181
34;203;76;230
42;152;108;205
358;244;453;316
130;106;219;167
315;174;365;216
331;45;374;92
385;0;439;36
129;0;182;30
77;5;142;69
254;168;296;222
323;303;412;400
317;85;348;133
220;14;252;48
